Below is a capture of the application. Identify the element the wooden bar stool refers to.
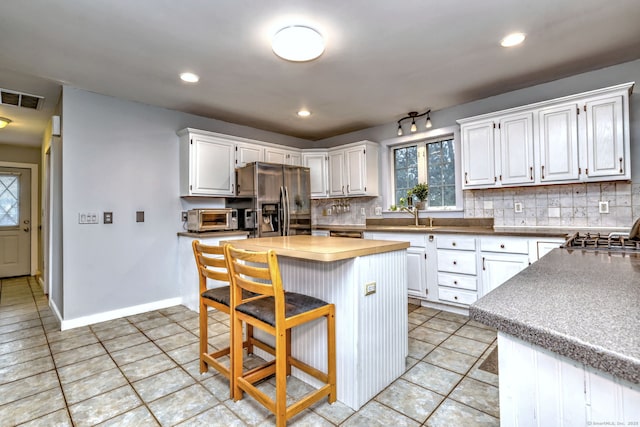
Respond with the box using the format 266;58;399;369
192;240;274;396
224;244;336;427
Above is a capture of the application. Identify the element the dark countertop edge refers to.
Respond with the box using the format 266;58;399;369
312;224;569;238
469;305;640;385
177;230;250;238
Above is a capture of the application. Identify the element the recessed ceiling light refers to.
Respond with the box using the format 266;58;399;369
501;32;526;47
272;26;325;62
297;110;311;117
180;72;200;83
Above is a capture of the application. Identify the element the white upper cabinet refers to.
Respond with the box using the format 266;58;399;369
499;112;535;185
461;112;534;188
303;151;329;198
461;120;496;187
584;95;626;179
264;146;302;165
458;82;633;189
328;141;379;197
236;142;263;167
538;103;580;182
179;130;236;196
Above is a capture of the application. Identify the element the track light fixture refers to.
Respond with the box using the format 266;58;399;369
396;110;431;136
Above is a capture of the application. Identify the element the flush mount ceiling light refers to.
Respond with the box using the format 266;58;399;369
0;117;11;129
297;109;311;117
180;72;200;83
272;25;325;62
501;32;526;47
396;110;431;136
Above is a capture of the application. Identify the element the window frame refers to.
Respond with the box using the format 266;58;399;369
380;125;463;213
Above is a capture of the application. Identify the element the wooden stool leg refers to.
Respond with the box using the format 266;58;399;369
327;309;337;403
246;324;254;354
275;328;288;427
232;314;244;401
199;301;208;373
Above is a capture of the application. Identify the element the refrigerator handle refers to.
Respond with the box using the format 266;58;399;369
280;186;288;236
284;186;291;235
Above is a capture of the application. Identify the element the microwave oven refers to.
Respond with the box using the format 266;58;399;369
187;208;238;232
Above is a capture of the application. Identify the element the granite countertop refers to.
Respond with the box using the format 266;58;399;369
221;235;409;262
470;248;640;385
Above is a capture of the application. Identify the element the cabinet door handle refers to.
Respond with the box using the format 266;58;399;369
530;166;533;180
347;184;350;193
619;157;623;173
500;244;505;249
482;256;486;270
452;242;456;247
494;176;497;183
453;260;457;265
465;172;468;184
232;184;235;193
541;165;545;179
454;295;458;300
453;280;458;285
342;185;345;194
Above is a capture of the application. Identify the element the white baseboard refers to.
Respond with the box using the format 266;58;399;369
60;297;184;331
49;298;63;325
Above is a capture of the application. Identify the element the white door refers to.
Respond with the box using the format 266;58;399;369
481;252;529;296
585;95;625;178
303;152;329;198
236;142;263;167
499;112;535;185
191;136;235;195
0;167;31;277
407;246;426;298
461;120;496;187
345;147;366;195
328;150;345;196
538;103;580;182
264;147;287;164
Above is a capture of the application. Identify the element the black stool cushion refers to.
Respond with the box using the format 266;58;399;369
236;292;330;327
202;287;257;307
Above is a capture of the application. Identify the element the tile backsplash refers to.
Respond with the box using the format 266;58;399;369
312;197;382;226
464;182;640;228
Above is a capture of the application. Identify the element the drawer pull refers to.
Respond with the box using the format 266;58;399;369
500;244;505;249
454;296;458;300
530;166;533;180
454;280;458;285
452;242;456;247
453;261;457;265
465;172;468;184
620;157;623;173
482;257;486;271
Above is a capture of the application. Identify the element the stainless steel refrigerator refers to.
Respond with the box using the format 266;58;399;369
236;162;311;237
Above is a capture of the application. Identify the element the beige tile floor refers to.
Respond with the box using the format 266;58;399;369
0;276;499;426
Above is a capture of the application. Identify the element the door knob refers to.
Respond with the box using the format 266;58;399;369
23;227;30;232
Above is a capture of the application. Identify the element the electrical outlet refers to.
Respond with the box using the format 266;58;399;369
599;201;610;214
103;212;113;224
78;212;99;224
514;202;523;213
181;211;188;221
375;206;382;216
364;281;376;296
361;207;366;216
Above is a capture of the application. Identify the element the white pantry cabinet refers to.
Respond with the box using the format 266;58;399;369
328;141;379;197
459;82;633;189
303;151;329;198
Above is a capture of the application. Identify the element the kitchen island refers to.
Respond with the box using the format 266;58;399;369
470;249;640;425
223;235;409;410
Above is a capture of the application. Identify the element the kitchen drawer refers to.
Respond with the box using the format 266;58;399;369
436;236;476;251
437;250;477;275
438;287;477;305
437;272;477;291
480;236;529;254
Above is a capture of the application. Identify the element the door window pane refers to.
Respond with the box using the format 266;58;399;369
0;174;19;226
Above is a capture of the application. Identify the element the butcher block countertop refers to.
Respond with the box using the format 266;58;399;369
222;235;409;262
470;249;640;385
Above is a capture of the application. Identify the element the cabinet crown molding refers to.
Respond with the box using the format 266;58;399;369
457;82;634;125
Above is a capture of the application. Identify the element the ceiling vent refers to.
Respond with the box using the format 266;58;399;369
0;88;44;110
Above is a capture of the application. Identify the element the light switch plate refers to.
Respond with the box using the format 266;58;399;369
514;202;523;213
599;201;610;214
136;211;145;222
364;281;376;296
103;212;113;224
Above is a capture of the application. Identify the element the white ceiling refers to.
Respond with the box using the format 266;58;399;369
1;0;640;147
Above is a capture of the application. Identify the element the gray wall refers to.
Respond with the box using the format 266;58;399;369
316;59;640;182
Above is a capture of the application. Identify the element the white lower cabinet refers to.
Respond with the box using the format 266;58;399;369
436;235;478;306
364;232;430;299
480;236;531;296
